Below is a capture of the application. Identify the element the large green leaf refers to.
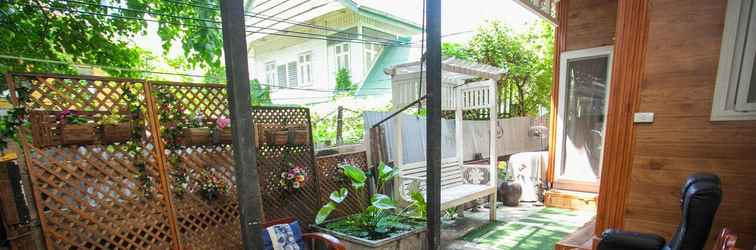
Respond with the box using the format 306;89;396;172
377;162;400;185
329;188;348;203
316;201;337;224
371;194;397;210
341;164;366;190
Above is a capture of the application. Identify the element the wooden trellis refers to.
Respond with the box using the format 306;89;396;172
315;151;369;218
4;72;367;250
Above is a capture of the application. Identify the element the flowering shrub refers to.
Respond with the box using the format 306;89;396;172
280;164;306;192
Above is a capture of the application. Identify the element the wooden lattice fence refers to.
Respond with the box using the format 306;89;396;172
315;151;369;218
4;72;369;250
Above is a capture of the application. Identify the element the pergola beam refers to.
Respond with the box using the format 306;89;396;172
219;0;265;249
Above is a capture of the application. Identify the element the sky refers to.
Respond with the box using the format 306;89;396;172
354;0;540;43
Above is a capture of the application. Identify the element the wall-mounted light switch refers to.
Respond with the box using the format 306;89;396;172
634;112;654;123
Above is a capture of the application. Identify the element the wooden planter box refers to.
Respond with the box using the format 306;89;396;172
180;128;212;145
265;127;309;146
101;122;133;144
60;123;98;145
312;220;427;250
212;127;233;144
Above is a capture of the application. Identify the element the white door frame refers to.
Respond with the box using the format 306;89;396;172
554;46;614;189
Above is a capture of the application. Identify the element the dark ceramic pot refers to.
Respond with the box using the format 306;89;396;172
498;181;522;207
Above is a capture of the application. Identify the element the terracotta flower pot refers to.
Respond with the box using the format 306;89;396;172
60;123;98;145
101;122;133;144
180;128;212;145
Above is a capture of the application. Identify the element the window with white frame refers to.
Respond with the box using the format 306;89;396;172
712;0;756;120
335;43;350;71
364;43;382;71
265;61;276;86
287;61;298;87
276;65;287;87
299;52;312;85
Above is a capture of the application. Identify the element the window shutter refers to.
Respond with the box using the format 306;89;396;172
288;62;298;87
277;65;287;86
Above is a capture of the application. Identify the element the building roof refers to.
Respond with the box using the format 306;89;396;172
246;0;421;42
385;57;507;81
356;38;414;96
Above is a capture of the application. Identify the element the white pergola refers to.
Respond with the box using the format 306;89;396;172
385;58;506;222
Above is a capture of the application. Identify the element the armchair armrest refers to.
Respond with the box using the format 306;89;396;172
597;229;665;250
302;232;346;250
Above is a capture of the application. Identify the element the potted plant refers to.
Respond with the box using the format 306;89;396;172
180;112;212;145
99;110;134;144
313;163;428;250
212;116;232;144
497;161;522;207
58;109;97;145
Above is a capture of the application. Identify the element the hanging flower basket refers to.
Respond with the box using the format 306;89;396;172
266;126;309;146
101;122;133;144
180;128;212;145
60;123;98;145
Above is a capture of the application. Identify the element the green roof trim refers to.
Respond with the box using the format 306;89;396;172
338;0;423;31
357;37;413;97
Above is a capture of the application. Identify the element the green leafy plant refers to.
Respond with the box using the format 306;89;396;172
316;162;424;240
0;85;30;153
335;69;355;96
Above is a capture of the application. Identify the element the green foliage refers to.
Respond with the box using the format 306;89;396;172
0;0;225;96
335;68;355;95
442;20;554;117
312;109;363;146
406;181;426;219
315;163;425;240
250;79;272;106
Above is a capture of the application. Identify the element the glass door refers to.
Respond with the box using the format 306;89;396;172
555;46;613;193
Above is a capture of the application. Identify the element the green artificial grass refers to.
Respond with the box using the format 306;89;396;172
462;207;592;250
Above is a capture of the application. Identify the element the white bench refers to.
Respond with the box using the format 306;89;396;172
394;158;497;222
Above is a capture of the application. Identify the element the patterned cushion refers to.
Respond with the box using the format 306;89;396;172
262;220;305;250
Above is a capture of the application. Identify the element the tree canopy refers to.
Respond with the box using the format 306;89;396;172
0;0;225;95
443;20;554;117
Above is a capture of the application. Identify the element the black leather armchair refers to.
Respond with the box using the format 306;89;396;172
597;173;722;250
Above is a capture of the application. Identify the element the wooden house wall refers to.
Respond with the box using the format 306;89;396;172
558;0;756;248
625;0;756;248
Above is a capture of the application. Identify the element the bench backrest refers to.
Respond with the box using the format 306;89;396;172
398;158;464;192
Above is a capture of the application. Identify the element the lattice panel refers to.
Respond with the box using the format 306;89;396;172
8;73;178;249
150;82;242;250
251;107;321;227
315;152;369;218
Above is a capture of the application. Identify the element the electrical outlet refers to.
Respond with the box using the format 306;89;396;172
634;112;654;123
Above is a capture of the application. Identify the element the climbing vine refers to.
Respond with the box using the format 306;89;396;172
0;83;30;153
123;84;152;198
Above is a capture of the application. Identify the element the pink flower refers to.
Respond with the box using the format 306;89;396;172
216;116;231;129
287;173;295;179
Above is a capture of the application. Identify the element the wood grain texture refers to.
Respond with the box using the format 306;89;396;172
593;0;648;244
624;0;756;248
564;0;617;51
546;0;568;185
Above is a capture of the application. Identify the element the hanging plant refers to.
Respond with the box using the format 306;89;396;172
197;169;228;201
212;116;232;144
99;110;132;144
0;84;30;153
279;162;307;192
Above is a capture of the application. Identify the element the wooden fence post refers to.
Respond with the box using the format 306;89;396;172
336;106;344;146
142;82;182;250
